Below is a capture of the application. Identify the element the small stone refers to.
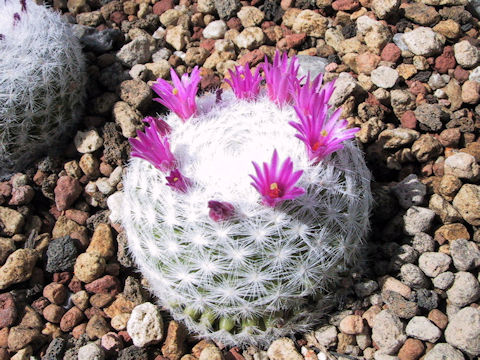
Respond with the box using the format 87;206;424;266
314;325;338;347
112;101;143;139
43;304;66;323
85;275;121;296
391;174;426;209
46;236;78;273
127;302;164;347
424;343;464;360
117;37;152;67
214;0;240;19
0;249;37;290
78;342;105;360
60;306;84;332
433;20;461;39
8;326;42;352
119;79;152;111
446;271;480;307
438;175;462;202
412;233;435;254
234;27;265;49
428;309;448;330
371;66;398;89
0;238;15;266
381;43;401;63
450;239;480;271
166;25;189;51
101;332;123;354
429;194;462;224
267;337;303;360
371;0;400;19
445;307;480;356
86;315;110;340
203;20;227;39
462;80;480;104
74;130;103;154
452;184;480;226
432;271;454;290
185;47;210;67
404;3;440;26
0;207;24;236
0;293;17;327
237;6;264;27
111;313;130;331
339;315;365;335
454;40;480;69
74;252;106;283
397;338;425;360
199;345;223;360
117;346;148;360
371;310;407;355
403;206;435;236
43;282;67;305
418;252;451;277
378;128;420;149
400;264;429;288
43;337;67;360
444;152;479;181
402;27;443;56
292;10;328;38
390;89;416;118
414;103;449;132
354;280;378;298
411;135;443;163
382;276;412;298
87;223;115;259
382;290;418;319
406;316;441;343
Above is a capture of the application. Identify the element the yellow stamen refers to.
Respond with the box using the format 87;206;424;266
172;88;179;95
321;130;328;137
270;183;278;190
240;74;245;79
173;177;178;182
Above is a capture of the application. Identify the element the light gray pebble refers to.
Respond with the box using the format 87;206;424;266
77;342;105;360
445;306;480;356
400;263;429;288
450;239;480;271
403;206;436;235
425;343;464;360
371;310;406;355
391;245;419;270
418;252;451;277
447;271;480;307
391;174;426;209
411;232;435;253
432;271;454;290
314;325;337;348
354;280;379;298
406;316;441;343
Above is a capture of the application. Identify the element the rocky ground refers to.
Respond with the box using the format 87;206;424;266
1;0;480;359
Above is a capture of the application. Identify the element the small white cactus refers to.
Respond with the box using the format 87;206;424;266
0;0;86;177
122;54;372;346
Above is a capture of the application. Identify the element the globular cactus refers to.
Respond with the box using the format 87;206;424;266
0;0;86;177
122;52;372;346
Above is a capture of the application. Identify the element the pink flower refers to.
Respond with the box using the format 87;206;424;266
250;150;305;207
152;66;201;121
290;100;359;162
293;74;336;117
143;116;171;136
208;200;235;222
262;51;300;107
129;120;175;172
166;169;191;193
225;63;262;100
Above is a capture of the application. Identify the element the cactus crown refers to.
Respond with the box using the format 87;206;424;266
122;52;372;346
0;0;86;177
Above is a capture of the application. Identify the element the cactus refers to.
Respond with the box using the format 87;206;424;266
122;53;372;346
0;0;86;177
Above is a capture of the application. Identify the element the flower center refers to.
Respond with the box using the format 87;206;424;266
172;88;178;95
268;182;282;198
312;130;328;151
240;74;245;79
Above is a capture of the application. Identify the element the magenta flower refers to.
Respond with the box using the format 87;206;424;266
152;66;201;121
129;120;175;172
143;116;171;136
250;150;305;207
208;201;235;222
290;101;359;162
225;63;262;100
262;51;300;107
166;169;191;193
293;74;336;117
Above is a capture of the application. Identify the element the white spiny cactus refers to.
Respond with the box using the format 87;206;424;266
0;0;86;177
122;83;372;346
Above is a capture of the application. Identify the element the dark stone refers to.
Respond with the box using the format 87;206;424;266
461;23;473;32
263;0;284;23
414;103;449;132
214;0;241;19
382;290;418;319
103;122;130;166
118;346;148;360
116;232;134;268
416;289;438;311
86;210;111;232
98;62;129;92
295;0;315;9
341;22;357;39
411;71;432;83
396;18;413;33
439;5;472;24
43;337;67;360
72;25;123;53
46;236;78;273
327;54;341;64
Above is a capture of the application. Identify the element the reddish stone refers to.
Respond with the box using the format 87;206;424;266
398;338;424;360
434;46;456;74
332;0;360;11
191;27;203;41
43;304;66;323
9;185;34;206
102;332;124;354
84;307;106;320
227;17;242;30
0;293;17;328
264;26;283;43
438;128;461;147
65;209;89;225
54;176;82;211
110;11;126;25
284;33;306;48
99;162;114;177
72;323;87;339
453;66;470;83
60;306;85;332
31;297;50;314
68;276;84;293
33;170;46;186
43;283;67;305
0;183;11;198
0;328;9;348
381;43;401;63
261;21;275;30
200;70;221;91
238;49;265;66
356;52;381;75
152;0;174;15
199;38;215;52
428;309;448;329
226;347;245;360
118;330;131;343
401;111;417;129
85;275;122;296
408;81;428;96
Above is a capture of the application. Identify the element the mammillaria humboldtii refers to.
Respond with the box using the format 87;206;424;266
122;51;372;346
0;0;86;177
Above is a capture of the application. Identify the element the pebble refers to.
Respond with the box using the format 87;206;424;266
371;66;399;89
414;103;448;132
86;315;110;340
454;40;480;68
237;6;264;27
43;337;67;360
452;184;480;226
371;310;407;355
267;338;303;360
405;316;441;343
112;101;143;138
74;130;104;154
43;282;67;305
314;325;338;347
60;306;84;332
234;27;265;49
432;271;454;290
444;152;479;180
203;20;227;39
199;344;224;360
161;320;186;360
46;236;78;273
403;206;435;236
391;174;426;209
0;249;38;290
0;207;25;236
74;252;106;283
339;315;365;335
127;302;164;347
397;338;424;360
86;223;115;259
54;176;82;211
0;293;17;328
424;343;464;360
371;0;400;19
117;37;152;66
418;252;451;277
450;239;480;271
118;79;152;111
446;271;480;307
402;27;443;56
400;263;429;288
78;342;105;360
412;233;435;254
292;10;328;38
445;306;480;356
382;290;418;319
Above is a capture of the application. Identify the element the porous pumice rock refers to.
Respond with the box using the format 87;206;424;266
127;302;164;347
